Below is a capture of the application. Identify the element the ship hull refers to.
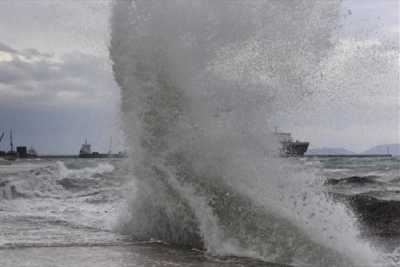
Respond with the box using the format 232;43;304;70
79;153;126;159
281;142;309;157
79;154;110;159
3;152;18;161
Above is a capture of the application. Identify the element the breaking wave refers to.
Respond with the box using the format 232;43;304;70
110;1;396;266
0;161;115;199
56;161;115;179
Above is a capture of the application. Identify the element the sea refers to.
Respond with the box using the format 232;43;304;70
0;156;399;267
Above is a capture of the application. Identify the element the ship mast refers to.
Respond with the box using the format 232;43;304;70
108;137;112;154
10;130;14;152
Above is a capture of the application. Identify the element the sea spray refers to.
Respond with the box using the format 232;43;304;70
110;1;386;266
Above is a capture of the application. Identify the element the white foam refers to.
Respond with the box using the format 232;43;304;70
56;161;114;179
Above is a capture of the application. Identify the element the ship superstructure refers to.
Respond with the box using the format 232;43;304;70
79;139;92;156
274;129;309;157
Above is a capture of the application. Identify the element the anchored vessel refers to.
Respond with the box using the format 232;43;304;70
275;129;309;157
79;139;126;158
79;139;108;158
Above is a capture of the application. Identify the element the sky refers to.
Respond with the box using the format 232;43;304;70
0;1;121;154
0;0;398;154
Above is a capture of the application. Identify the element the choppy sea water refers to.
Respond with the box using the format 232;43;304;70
0;157;398;267
0;158;283;267
309;156;400;252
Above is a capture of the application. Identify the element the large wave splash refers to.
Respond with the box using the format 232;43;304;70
110;1;384;266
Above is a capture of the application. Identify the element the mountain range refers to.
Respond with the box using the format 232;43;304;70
306;144;400;156
363;144;400;155
306;147;354;155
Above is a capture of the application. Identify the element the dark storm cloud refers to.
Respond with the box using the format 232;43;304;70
0;42;117;107
0;42;16;53
0;49;58;84
21;48;53;59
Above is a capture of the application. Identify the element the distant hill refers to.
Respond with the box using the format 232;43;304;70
306;147;355;155
363;144;400;156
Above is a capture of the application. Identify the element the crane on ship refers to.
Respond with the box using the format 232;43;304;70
0;131;4;152
3;130;17;160
9;130;14;152
0;131;6;157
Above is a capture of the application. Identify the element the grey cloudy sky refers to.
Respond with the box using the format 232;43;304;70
0;1;121;154
0;0;398;154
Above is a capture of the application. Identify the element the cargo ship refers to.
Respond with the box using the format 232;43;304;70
274;129;309;157
79;139;126;158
